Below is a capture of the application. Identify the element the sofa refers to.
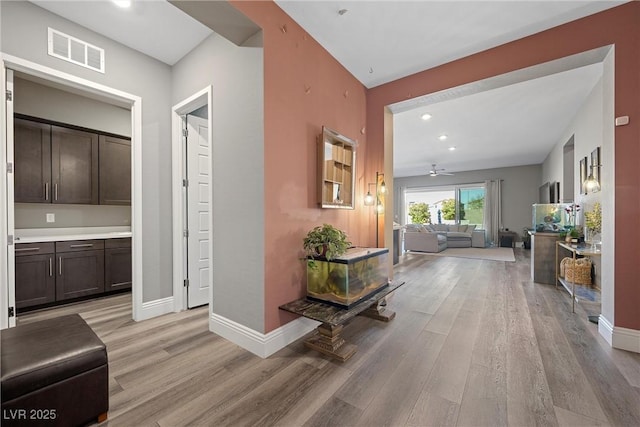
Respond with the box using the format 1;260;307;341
404;224;486;253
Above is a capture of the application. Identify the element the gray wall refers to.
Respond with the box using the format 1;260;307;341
395;164;541;240
14;203;130;228
14;77;131;136
171;33;265;332
542;75;603;212
1;1;173;302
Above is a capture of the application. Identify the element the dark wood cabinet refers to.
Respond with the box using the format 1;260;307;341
15;243;56;308
56;240;105;301
15;237;131;311
51;125;99;204
14;119;52;203
105;238;132;291
14;116;129;206
99;135;131;205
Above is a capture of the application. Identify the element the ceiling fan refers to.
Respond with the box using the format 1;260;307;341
428;164;454;177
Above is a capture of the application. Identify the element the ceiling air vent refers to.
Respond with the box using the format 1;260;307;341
47;28;105;73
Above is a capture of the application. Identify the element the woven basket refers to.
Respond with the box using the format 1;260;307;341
560;257;592;285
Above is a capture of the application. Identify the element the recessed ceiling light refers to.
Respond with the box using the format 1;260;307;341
438;134;448;141
420;113;432;121
112;0;131;8
448;146;456;151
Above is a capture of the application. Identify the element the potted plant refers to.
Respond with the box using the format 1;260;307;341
303;224;351;261
569;227;582;244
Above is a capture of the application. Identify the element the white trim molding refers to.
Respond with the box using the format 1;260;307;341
599;315;640;353
171;86;213;312
210;313;319;358
138;297;175;322
1;53;143;326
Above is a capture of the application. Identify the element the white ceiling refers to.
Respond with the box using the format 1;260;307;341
30;0;212;65
27;0;626;178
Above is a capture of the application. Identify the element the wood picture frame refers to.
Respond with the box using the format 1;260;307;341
549;181;559;203
539;182;550;204
590;146;601;189
580;157;588;195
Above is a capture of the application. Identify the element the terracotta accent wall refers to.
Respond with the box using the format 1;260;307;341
231;1;370;332
367;2;640;330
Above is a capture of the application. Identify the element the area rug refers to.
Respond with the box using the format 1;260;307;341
410;246;516;262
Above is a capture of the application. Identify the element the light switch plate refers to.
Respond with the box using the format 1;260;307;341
46;213;55;223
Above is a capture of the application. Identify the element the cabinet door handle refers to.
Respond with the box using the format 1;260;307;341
59;257;62;276
70;244;93;248
54;183;58;201
49;257;53;277
15;247;40;252
45;182;49;201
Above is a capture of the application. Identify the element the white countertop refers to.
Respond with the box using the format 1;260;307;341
14;226;132;243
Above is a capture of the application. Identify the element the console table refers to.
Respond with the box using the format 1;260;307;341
555;241;601;313
279;280;405;362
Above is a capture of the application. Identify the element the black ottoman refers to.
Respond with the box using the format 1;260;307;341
1;314;108;426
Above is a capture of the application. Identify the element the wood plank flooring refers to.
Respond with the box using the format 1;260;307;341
18;248;640;426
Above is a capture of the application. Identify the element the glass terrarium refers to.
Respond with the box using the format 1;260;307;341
532;203;572;232
306;247;389;308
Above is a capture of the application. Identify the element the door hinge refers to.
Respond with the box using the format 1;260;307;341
7;162;13;173
5;90;12;101
183;230;189;238
182;129;188;138
183;279;189;287
8;307;15;318
182;178;189;187
7;235;14;246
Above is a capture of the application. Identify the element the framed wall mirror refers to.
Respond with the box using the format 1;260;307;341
317;126;356;209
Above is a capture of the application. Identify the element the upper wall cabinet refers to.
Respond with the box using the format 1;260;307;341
14;116;129;206
51;125;99;204
14;119;51;203
317;126;356;209
99;135;131;205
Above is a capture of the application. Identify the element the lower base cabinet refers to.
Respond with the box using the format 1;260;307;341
15;237;130;311
105;238;132;292
15;243;56;309
55;240;105;301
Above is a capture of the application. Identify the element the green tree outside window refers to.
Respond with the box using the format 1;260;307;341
408;202;431;224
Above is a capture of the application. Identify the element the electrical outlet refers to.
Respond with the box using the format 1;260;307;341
46;213;55;223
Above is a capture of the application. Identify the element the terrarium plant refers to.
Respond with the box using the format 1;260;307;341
303;224;351;261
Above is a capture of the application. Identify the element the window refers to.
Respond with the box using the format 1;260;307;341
405;184;485;226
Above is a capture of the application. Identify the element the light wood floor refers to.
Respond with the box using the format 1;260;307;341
19;248;640;426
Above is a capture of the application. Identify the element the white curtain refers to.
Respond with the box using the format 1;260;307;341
483;180;502;246
397;186;406;225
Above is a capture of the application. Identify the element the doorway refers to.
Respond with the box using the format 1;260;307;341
171;87;213;310
1;55;143;328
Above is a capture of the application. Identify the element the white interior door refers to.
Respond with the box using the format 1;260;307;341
186;114;210;308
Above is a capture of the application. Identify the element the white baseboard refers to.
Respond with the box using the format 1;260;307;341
136;297;175;321
598;314;614;345
210;312;319;358
599;315;640;353
612;326;640;353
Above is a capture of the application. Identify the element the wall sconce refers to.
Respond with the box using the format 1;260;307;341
584;164;601;192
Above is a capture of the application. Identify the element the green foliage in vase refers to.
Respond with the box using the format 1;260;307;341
584;202;602;234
